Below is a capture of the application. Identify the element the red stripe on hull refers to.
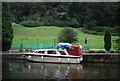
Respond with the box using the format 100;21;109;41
29;60;80;64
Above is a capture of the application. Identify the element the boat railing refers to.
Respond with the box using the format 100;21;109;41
22;49;31;54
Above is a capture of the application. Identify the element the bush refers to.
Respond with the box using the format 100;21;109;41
109;27;120;36
81;28;103;35
88;50;96;53
115;50;120;53
92;27;120;36
21;21;41;27
113;38;120;50
109;50;115;53
97;50;105;53
104;31;111;51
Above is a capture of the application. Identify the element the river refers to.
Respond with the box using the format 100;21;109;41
2;59;120;80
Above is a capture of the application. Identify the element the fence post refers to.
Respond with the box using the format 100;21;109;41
41;43;42;49
37;38;38;49
87;37;89;46
20;39;23;50
9;49;11;54
54;38;56;47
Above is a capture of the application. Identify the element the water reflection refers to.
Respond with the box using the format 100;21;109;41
2;59;120;80
23;62;83;80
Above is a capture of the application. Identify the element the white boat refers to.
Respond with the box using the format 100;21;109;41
24;43;83;64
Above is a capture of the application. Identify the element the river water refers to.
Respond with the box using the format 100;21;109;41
2;59;120;80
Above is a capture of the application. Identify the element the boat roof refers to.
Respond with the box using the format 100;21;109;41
34;49;65;51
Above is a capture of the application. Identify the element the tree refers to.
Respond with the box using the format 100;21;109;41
9;2;119;27
2;3;13;51
104;31;111;51
84;8;96;30
57;27;78;44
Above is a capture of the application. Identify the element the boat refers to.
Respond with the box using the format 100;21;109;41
24;43;83;64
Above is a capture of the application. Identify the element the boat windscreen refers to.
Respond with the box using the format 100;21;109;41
58;51;66;55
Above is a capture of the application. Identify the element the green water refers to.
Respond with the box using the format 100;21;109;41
2;59;120;80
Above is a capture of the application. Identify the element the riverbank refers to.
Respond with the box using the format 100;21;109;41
2;52;120;63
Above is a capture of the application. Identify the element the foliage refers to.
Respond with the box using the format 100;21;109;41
115;50;120;53
81;28;103;35
109;50;115;53
84;9;96;30
113;38;120;50
81;27;120;36
88;50;96;53
57;27;78;44
93;27;120;36
104;31;111;51
2;3;14;51
97;50;105;53
9;2;120;27
20;21;41;27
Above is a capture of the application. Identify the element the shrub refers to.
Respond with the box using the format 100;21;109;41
88;50;96;53
109;27;120;36
115;50;120;53
81;28;103;35
92;27;110;32
109;50;115;53
104;31;111;51
97;50;105;53
21;21;41;27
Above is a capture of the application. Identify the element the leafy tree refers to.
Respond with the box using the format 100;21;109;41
57;27;78;44
104;31;111;51
84;8;96;30
9;2;120;27
2;3;13;51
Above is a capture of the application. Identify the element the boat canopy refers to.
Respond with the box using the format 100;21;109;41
56;43;72;49
66;45;82;56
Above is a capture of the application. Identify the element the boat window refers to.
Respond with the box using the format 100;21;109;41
38;51;45;54
58;51;66;55
34;51;38;53
47;50;56;54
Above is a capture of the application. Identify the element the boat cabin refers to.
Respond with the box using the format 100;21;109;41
33;45;82;56
33;49;68;55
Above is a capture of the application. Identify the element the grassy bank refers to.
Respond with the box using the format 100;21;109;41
12;24;117;49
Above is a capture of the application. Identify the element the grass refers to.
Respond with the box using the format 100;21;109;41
12;24;117;49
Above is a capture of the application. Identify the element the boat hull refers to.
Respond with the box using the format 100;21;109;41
25;54;83;64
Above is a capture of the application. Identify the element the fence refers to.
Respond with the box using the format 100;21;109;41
11;44;57;50
11;44;90;50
